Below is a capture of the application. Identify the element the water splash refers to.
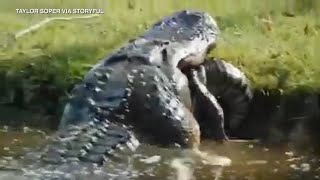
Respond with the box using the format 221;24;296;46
170;148;232;180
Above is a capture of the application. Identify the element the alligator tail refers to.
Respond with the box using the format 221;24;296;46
23;118;139;179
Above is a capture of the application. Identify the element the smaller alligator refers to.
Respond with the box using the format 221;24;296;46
185;58;253;139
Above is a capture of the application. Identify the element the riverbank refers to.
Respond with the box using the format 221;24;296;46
0;0;319;127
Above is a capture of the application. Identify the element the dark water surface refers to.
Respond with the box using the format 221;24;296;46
0;126;319;180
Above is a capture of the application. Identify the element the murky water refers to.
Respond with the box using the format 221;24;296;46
0;127;319;180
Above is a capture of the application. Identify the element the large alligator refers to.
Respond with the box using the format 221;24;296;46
15;10;252;179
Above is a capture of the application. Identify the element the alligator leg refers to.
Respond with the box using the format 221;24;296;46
188;66;229;141
201;58;253;137
125;65;200;148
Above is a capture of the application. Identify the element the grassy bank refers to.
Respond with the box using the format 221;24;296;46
0;0;319;111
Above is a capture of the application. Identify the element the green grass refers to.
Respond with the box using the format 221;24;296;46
0;0;319;107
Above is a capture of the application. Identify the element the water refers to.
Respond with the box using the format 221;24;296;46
0;127;319;180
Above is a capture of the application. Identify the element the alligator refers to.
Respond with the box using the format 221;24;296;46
14;10;252;179
184;58;253;139
11;10;215;179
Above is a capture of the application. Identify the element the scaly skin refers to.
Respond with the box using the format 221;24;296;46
202;58;253;137
84;10;219;110
19;10;220;179
21;63;200;180
186;58;253;139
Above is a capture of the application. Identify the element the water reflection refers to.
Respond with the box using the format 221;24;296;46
0;127;319;180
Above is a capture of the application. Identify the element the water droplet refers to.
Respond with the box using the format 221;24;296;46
94;87;102;93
